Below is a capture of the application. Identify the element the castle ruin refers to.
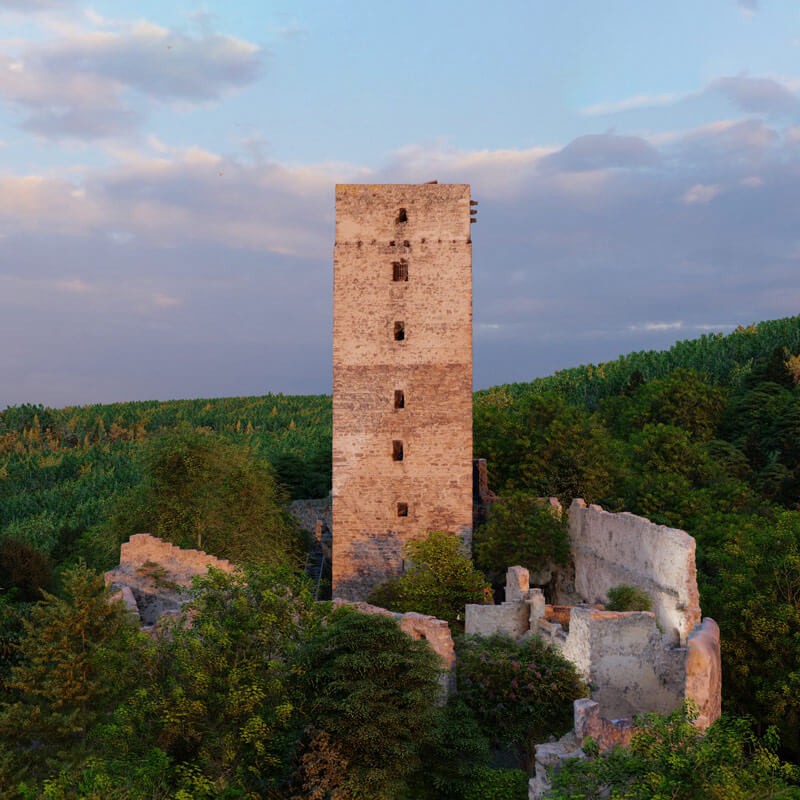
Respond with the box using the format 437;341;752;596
332;183;475;599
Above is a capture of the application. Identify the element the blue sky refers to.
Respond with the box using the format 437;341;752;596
0;0;799;407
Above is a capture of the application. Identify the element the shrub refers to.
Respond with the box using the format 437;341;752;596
296;607;442;800
473;492;570;587
367;530;492;627
0;537;53;601
605;584;652;612
456;633;587;768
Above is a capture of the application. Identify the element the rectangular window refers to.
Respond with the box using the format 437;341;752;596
394;389;405;409
397;502;408;517
394;321;405;341
392;440;404;461
392;260;408;282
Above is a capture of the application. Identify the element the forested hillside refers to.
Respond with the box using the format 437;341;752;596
1;314;800;797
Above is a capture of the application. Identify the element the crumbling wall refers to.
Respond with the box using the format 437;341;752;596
567;499;701;645
105;534;235;626
685;618;722;729
560;607;685;719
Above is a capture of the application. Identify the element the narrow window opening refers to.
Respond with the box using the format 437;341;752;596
394;389;405;409
396;208;408;224
397;502;408;517
392;260;408;282
394;321;405;341
392;440;404;461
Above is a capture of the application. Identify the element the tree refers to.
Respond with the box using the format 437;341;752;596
546;704;800;800
105;429;303;567
473;492;570;588
150;565;320;797
0;563;147;784
703;511;800;757
474;392;622;505
295;607;442;800
456;633;587;769
368;531;492;627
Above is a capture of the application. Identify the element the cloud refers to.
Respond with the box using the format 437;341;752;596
581;92;685;116
0;18;263;138
682;183;722;204
0;0;69;9
541;133;660;172
737;0;759;14
3;105;800;405
628;321;684;332
711;75;799;115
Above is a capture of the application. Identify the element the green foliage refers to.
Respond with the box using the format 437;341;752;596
473;492;570;586
605;584;652;612
456;633;587;768
105;429;303;567
404;698;492;800
702;511;800;755
546;703;800;800
474;391;622;505
367;531;492;627
0;537;53;601
0;563;148;784
478;315;800;410
149;565;319;796
463;766;529;800
296;606;442;800
602;368;726;441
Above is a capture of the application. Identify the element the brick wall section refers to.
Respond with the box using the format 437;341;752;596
332;184;473;599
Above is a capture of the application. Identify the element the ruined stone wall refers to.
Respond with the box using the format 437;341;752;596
567;499;701;645
105;534;235;626
332;184;474;600
560;608;686;719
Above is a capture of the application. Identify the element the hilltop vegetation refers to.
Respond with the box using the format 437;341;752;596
1;314;800;796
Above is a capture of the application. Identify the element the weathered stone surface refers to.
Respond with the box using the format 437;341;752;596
332;184;474;600
573;698;633;751
465;600;530;637
505;565;530;603
567;498;701;645
561;608;685;719
685;617;722;730
104;534;235;626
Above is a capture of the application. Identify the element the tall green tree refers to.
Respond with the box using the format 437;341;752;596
0;563;146;785
295;607;442;800
105;429;303;567
473;492;570;588
150;565;319;797
474;392;622;505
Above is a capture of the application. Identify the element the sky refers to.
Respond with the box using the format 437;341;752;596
0;0;799;408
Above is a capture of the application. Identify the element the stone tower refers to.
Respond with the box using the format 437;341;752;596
332;183;474;600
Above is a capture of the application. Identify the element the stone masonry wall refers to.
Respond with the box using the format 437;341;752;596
332;184;474;599
567;499;701;645
105;533;235;625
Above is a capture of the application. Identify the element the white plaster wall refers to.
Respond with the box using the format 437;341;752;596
568;500;701;644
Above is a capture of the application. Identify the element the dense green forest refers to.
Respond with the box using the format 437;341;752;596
2;314;800;797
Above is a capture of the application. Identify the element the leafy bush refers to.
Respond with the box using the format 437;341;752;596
605;584;652;612
464;766;529;800
473;492;570;587
546;703;800;800
104;429;303;567
456;633;587;768
296;606;443;800
0;537;53;601
367;530;492;627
